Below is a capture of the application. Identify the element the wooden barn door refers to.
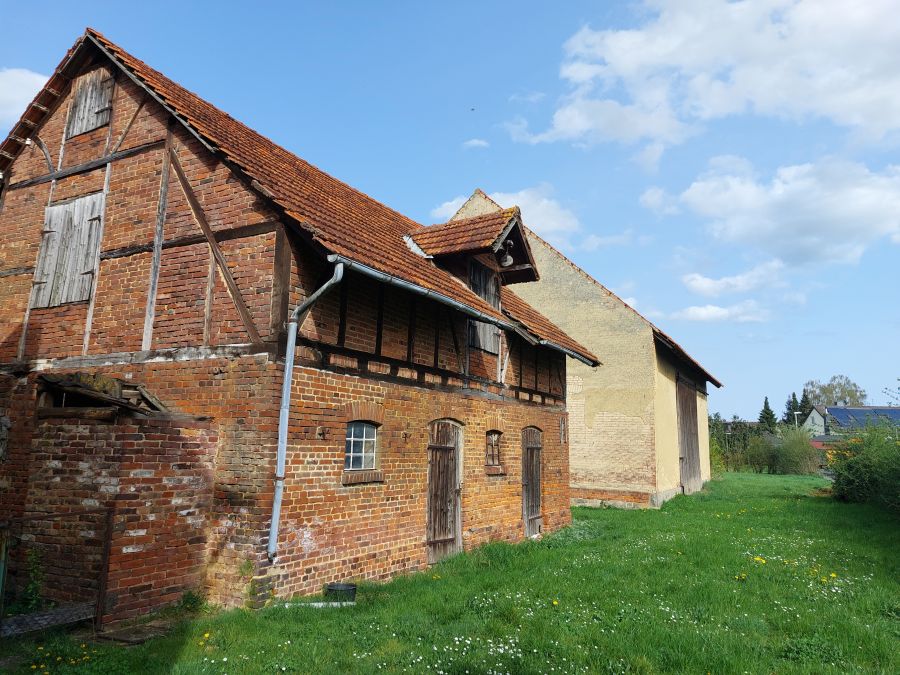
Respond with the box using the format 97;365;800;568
522;427;543;537
677;377;702;494
426;420;462;563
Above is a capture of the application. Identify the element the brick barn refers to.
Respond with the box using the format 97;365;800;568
446;191;721;508
0;30;597;625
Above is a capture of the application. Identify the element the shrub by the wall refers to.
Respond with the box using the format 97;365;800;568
832;424;900;513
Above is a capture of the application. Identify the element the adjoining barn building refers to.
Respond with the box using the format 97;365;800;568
448;191;722;508
0;29;597;627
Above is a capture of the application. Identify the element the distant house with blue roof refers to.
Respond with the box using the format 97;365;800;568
803;405;900;437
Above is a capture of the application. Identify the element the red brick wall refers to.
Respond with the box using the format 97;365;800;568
19;413;217;624
267;364;570;598
0;61;278;365
0;48;575;621
103;416;216;623
570;486;652;507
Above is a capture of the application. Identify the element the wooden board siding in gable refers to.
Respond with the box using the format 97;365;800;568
65;66;114;139
31;192;105;308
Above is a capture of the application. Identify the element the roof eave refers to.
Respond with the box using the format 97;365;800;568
653;330;722;388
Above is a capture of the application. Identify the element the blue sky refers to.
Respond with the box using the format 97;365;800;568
1;1;898;418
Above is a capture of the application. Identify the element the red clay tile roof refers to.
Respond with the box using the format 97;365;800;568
1;28;598;366
412;208;519;256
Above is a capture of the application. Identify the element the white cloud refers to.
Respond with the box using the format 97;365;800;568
0;68;48;129
639;186;679;215
509;97;689;148
682;259;785;297
671;300;769;323
431;183;624;251
680;157;900;264
430;196;467;222
581;229;632;251
462;138;489;149
621;296;638;308
509;91;546;104
488;184;582;248
781;290;807;306
510;1;900;157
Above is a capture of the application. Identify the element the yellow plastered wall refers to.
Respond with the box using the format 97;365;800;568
653;350;681;495
654;346;712;494
697;392;711;481
514;234;659;496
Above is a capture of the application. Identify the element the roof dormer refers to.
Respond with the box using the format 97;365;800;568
411;202;539;285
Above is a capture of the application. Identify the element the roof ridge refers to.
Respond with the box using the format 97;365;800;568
422;205;519;230
86;29;422;236
2;28;599;367
473;188;502;208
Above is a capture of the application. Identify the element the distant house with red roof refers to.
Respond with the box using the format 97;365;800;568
446;190;722;508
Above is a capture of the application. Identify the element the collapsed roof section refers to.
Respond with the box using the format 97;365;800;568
38;373;169;416
0;28;598;367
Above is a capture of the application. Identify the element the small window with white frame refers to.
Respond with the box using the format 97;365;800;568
344;421;378;470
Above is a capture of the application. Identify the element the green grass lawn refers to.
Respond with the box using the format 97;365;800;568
3;473;898;674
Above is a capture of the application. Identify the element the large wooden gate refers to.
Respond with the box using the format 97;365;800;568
522;427;543;537
676;377;702;494
426;420;461;563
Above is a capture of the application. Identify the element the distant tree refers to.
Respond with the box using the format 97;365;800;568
782;392;801;424
883;377;900;406
804;375;867;407
759;397;777;433
799;390;813;417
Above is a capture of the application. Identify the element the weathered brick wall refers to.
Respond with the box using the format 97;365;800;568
268;364;570;597
0;46;575;621
0;64;279;365
12;412;216;624
102;416;216;623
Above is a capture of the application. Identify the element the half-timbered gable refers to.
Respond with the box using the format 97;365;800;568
0;29;596;629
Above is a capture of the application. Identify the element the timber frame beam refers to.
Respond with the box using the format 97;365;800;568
168;146;263;345
6;139;164;190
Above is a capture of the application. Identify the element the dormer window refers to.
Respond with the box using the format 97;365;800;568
468;260;500;354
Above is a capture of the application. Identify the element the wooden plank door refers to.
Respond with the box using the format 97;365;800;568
677;377;702;494
522;427;543;537
426;420;461;563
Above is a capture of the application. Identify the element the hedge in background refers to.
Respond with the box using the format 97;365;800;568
831;424;900;513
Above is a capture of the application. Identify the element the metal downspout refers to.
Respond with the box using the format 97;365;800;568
268;262;344;561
